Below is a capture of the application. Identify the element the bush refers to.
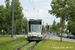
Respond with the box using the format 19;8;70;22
3;30;7;35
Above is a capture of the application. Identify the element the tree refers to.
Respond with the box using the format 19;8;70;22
5;0;12;35
23;17;28;34
66;0;75;21
48;0;72;42
0;5;5;34
45;23;49;31
52;20;56;33
60;18;66;32
67;19;75;35
42;25;46;33
11;0;24;35
16;18;21;34
15;17;28;35
56;22;60;33
49;25;53;32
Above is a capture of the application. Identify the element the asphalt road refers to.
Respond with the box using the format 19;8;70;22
45;34;75;42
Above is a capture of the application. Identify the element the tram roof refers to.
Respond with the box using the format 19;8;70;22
29;19;42;22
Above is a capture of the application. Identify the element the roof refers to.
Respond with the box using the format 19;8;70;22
29;19;42;22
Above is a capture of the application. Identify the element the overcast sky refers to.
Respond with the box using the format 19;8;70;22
0;0;60;25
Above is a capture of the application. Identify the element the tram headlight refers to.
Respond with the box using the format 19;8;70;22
30;35;31;37
37;35;39;37
28;34;32;37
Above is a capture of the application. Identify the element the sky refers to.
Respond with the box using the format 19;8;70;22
0;0;60;25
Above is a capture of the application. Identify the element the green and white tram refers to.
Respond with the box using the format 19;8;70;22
27;19;43;42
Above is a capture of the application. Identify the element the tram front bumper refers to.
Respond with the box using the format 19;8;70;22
28;37;42;41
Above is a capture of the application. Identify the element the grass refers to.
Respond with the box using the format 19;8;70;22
33;39;75;50
0;35;11;36
0;37;75;50
0;38;28;50
0;37;15;44
20;42;36;50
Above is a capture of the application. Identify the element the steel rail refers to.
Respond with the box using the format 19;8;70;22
30;41;39;50
16;42;30;50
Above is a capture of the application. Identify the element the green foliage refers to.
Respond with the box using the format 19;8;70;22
67;19;75;35
0;5;5;28
45;20;66;34
50;22;61;33
45;20;61;34
3;30;7;35
42;25;46;33
45;23;49;31
49;0;75;20
0;5;5;34
49;0;68;19
13;0;24;34
56;22;60;32
5;0;12;34
0;0;28;35
14;0;24;20
16;19;21;34
48;0;75;41
23;17;28;34
52;20;56;32
48;0;68;36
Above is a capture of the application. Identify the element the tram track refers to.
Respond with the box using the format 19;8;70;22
16;41;40;50
30;41;39;50
16;42;30;50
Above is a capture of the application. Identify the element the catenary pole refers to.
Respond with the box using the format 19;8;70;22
11;0;14;38
21;17;23;35
48;25;50;39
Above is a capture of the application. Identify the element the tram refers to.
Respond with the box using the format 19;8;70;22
27;19;43;42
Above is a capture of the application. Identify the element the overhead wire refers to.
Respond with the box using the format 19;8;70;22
31;0;39;13
32;0;39;18
26;10;36;18
29;0;35;10
31;0;39;14
31;0;36;9
19;0;40;19
24;9;35;19
29;0;39;18
21;1;36;19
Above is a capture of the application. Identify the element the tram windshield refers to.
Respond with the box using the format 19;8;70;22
30;24;41;32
